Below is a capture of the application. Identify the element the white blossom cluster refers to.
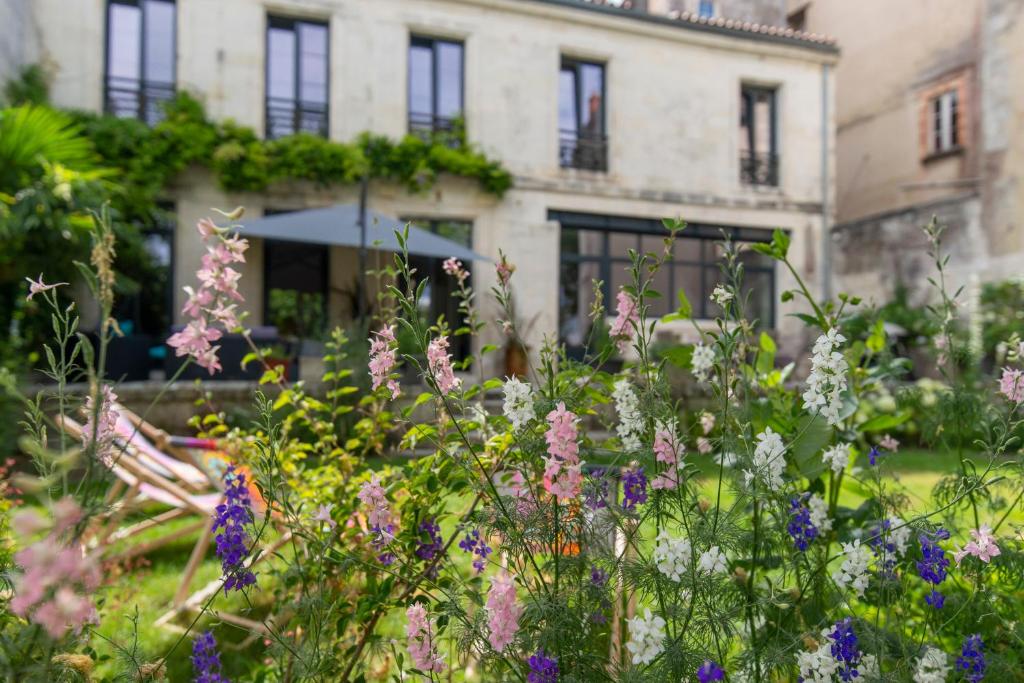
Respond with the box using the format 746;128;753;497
802;328;849;426
743;427;787;492
612;378;643;451
887;517;912;557
502;376;535;430
821;442;852;475
808;493;833;534
691;342;715;384
710;285;734;307
796;628;878;683
653;530;692;582
698;546;728;575
914;646;950;683
626;608;666;666
832;540;873;597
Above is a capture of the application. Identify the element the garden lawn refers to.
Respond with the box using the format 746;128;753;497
88;448;1022;681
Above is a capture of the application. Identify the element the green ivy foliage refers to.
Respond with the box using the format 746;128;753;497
71;92;512;219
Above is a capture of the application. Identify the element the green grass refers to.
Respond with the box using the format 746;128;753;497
83;448;1022;681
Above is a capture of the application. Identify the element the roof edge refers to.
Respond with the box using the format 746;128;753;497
521;0;839;54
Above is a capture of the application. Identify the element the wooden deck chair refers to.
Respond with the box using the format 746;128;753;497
112;403;220;481
110;411;213;493
58;416;223;560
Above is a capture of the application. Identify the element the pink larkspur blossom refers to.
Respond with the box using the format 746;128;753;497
609;289;639;354
543;402;583;501
25;274;68;302
10;500;101;639
167;217;249;375
406;603;445;673
357;474;392;532
496;255;515;287
427;335;461;395
700;412;715;435
999;368;1024;403
651;423;684;490
954;525;1001;564
368;325;400;399
879;434;900;452
486;573;522;652
697;436;712;454
442;257;469;283
81;385;119;468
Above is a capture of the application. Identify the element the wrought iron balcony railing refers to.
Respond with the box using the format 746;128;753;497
265;97;329;139
740;151;779;187
104;77;175;125
559;129;608;172
408;112;464;147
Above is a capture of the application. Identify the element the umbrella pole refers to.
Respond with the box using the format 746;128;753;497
357;174;369;321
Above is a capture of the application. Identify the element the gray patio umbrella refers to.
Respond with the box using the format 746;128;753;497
236;203;484;263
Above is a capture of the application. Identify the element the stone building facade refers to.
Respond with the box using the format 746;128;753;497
792;0;1024;309
7;0;837;375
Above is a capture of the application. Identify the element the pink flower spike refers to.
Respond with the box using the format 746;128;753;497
1000;368;1024;403
879;434;900;452
406;604;445;673
955;525;1001;564
369;325;400;398
25;274;68;301
442;257;469;283
197;218;220;238
609;289;639;354
427;335;461;395
486;572;522;652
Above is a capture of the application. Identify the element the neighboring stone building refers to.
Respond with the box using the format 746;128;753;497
8;0;837;376
791;0;1024;308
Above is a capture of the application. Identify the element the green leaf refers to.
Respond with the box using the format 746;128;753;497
866;319;886;353
771;228;791;259
662;345;694;369
858;412;911;432
790;415;832;479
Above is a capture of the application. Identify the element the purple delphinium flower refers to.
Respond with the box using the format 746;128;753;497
787;496;819;551
829;618;863;682
590;565;608;588
697;660;725;683
622;467;647;511
212;465;256;593
416;518;444;562
916;528;950;609
867;446;881;466
458;528;493;573
956;634;986;682
192;630;230;683
583;468;609;510
527;650;559;683
866;519;898;577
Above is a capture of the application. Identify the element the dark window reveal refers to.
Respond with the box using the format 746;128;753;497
740;85;779;186
408;36;464;136
559;58;607;171
404;219;473;362
104;0;176;124
264;238;329;341
266;16;329;139
554;211;776;353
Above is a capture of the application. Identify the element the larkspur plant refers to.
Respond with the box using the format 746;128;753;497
4;210;1024;683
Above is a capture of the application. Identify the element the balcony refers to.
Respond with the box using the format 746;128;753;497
559;130;608;172
104;77;175;126
265;97;329;139
740;151;779;187
408;112;463;147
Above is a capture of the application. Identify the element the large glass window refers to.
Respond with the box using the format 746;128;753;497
408;36;464;137
404;219;473;362
105;0;176;124
264;237;329;341
266;16;329;139
740;85;779;186
559;58;607;171
555;212;776;353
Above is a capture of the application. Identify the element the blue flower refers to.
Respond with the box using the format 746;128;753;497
829;618;863;682
415;518;444;562
212;465;256;593
867;446;881;466
622;467;647;511
458;528;492;573
191;630;230;683
697;659;725;683
590;565;608;588
527;649;559;683
956;634;986;682
584;468;609;510
916;528;950;609
787;496;819;551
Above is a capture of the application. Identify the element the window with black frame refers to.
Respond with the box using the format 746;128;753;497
740;85;779;186
266;16;329;139
408;36;464;137
263;238;329;342
555;212;776;354
104;0;176;124
404;219;473;362
559;58;607;172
